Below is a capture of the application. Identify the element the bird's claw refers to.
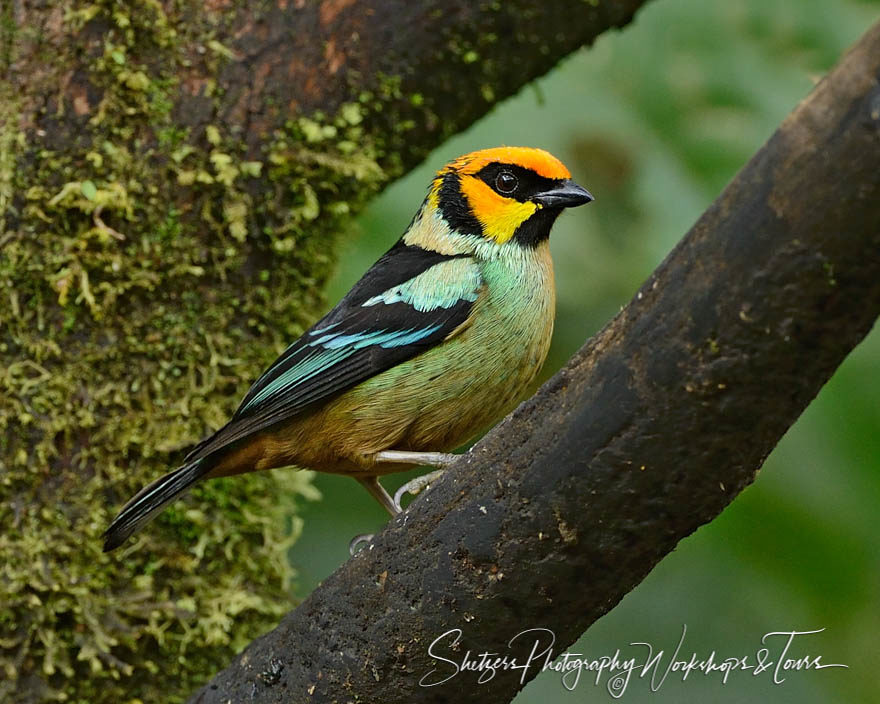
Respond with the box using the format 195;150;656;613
349;533;374;555
393;469;447;512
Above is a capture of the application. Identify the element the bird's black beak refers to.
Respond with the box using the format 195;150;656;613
533;179;594;209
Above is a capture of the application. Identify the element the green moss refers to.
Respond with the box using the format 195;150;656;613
0;2;385;702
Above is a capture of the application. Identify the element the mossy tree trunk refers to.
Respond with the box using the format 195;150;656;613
0;1;648;701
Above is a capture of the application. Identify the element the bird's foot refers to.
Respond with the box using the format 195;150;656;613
349;533;374;555
393;469;446;513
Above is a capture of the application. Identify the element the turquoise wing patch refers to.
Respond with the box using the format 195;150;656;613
181;247;482;465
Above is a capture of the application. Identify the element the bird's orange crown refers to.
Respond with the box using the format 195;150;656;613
440;146;571;180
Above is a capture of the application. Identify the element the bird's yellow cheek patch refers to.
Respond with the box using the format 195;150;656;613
428;177;442;210
460;177;537;244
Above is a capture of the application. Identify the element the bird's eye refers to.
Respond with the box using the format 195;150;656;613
494;170;518;194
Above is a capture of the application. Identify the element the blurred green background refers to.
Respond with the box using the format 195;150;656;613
288;0;880;702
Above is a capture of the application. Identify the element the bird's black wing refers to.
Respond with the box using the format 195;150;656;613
183;242;481;463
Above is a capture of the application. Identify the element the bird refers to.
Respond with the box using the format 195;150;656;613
103;146;593;552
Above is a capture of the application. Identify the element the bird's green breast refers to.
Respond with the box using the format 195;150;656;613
337;241;556;455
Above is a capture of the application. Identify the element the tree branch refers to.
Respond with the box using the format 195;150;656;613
190;20;880;704
197;0;652;170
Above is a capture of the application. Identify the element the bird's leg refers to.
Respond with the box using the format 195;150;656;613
374;450;460;512
393;469;446;513
350;475;398;556
350;455;460;553
356;475;398;516
374;450;459;467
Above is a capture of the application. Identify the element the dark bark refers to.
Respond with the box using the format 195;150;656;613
190;20;880;704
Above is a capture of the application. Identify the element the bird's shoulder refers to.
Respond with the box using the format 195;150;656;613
332;240;483;313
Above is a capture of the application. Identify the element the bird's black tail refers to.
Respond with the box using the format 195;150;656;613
103;459;209;551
